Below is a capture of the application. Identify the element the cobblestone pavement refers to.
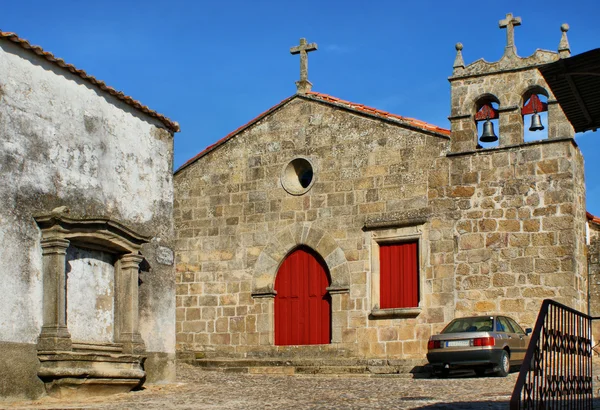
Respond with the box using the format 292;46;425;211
4;361;600;410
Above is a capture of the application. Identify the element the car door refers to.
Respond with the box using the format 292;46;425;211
506;317;528;363
497;316;521;362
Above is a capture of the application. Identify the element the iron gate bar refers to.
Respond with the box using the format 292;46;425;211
510;299;599;409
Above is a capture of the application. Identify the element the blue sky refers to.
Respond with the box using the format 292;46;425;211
3;1;599;213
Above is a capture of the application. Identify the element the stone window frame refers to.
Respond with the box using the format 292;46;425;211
34;210;150;355
280;156;316;196
367;221;426;319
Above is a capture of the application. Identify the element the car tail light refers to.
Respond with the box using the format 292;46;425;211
473;337;495;347
428;339;441;349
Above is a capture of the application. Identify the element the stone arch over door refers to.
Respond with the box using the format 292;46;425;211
252;223;349;296
251;224;350;345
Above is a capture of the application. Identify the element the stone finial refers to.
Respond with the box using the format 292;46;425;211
290;38;318;94
499;13;522;57
559;23;571;59
453;43;465;72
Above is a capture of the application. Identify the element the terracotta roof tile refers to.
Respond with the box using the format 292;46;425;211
587;211;600;225
176;91;450;174
0;31;179;132
305;91;451;137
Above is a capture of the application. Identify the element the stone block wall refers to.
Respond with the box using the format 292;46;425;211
589;221;600;345
431;139;587;329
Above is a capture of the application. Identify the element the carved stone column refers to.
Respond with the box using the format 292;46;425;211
37;238;72;351
115;253;145;354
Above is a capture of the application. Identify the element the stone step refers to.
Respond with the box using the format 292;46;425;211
294;365;368;375
195;357;369;367
197;366;249;374
193;357;430;377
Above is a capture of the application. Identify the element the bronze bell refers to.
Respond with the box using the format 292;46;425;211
529;112;544;131
479;119;498;143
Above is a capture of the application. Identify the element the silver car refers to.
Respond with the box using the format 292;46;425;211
426;315;531;377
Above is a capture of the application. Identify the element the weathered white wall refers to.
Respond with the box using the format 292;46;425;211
0;223;43;343
0;37;175;367
66;246;115;343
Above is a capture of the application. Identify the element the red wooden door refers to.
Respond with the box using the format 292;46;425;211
380;242;419;309
274;247;331;345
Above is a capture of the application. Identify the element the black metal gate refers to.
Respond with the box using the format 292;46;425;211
510;299;598;409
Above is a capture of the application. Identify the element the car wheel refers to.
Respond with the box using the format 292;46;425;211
474;368;486;377
496;350;510;377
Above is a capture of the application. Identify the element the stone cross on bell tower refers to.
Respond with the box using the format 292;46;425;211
290;38;317;94
499;13;522;57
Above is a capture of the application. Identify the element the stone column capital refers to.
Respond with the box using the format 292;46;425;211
119;253;144;269
40;238;70;255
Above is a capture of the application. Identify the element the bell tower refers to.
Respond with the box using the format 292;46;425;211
448;14;574;153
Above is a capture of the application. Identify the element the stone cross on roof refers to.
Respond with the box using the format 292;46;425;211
290;38;317;94
499;13;522;57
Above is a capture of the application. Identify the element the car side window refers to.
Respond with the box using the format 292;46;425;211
496;317;513;333
507;317;525;335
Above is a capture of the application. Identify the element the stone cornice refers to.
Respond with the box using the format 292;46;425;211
449;49;560;81
447;137;578;158
363;209;430;231
370;307;422;319
251;290;277;299
326;286;350;295
34;211;150;253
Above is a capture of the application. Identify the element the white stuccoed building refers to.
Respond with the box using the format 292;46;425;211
0;30;179;399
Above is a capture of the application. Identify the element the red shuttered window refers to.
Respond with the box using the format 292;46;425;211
379;242;419;309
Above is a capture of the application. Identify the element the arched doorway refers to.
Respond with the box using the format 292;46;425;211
274;247;331;345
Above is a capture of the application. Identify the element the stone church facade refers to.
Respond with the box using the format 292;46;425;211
0;32;178;399
174;15;593;365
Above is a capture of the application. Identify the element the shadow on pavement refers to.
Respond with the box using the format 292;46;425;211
414;400;508;409
414;397;600;409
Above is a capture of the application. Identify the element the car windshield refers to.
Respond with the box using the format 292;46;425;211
441;317;494;333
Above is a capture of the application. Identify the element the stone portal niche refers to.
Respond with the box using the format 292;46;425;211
34;211;150;398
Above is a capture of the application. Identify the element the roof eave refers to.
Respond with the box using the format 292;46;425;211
300;94;450;139
174;95;297;174
539;48;600;134
0;31;180;132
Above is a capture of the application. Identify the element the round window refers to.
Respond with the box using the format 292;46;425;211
281;157;315;195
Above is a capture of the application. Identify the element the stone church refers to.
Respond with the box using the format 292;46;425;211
0;31;177;398
1;11;598;402
174;14;595;370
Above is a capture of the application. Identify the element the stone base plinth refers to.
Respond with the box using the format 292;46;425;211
44;377;142;398
37;351;146;397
